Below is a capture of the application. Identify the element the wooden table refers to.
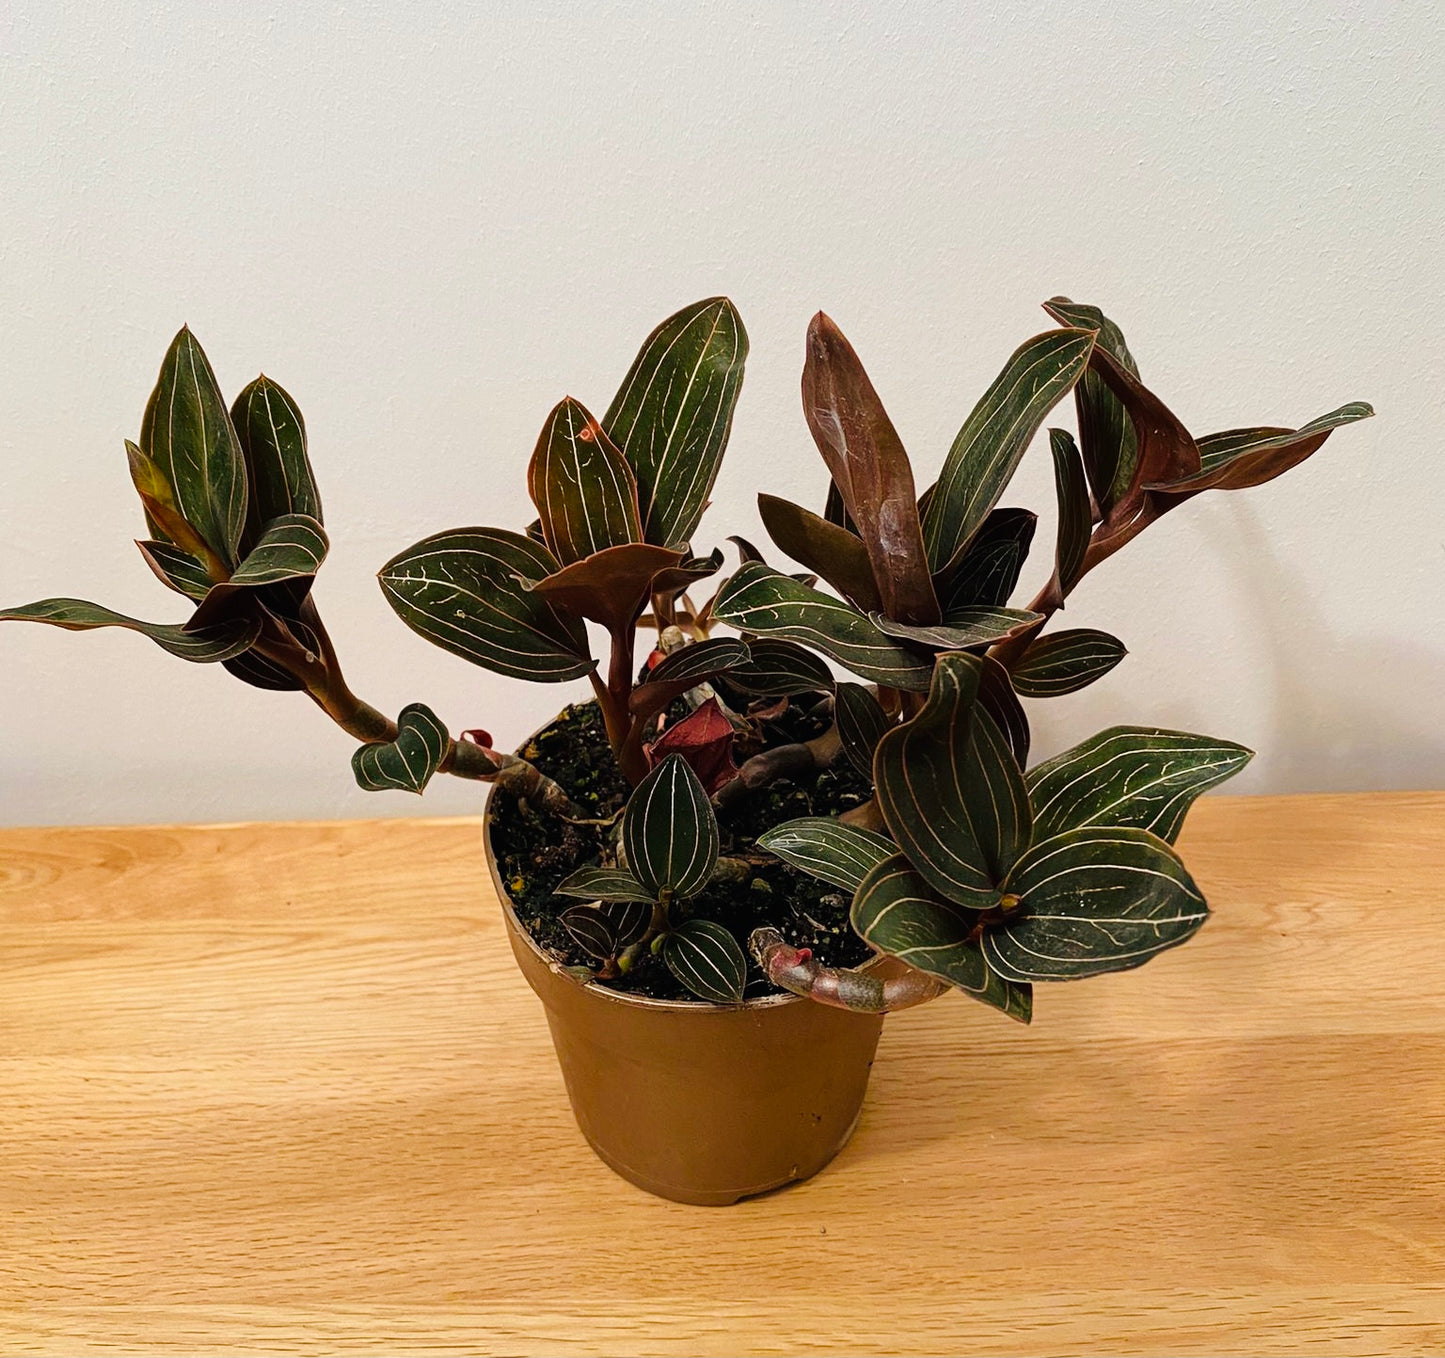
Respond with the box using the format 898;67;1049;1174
3;792;1443;1355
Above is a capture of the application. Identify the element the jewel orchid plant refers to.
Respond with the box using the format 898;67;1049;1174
1;296;1371;1013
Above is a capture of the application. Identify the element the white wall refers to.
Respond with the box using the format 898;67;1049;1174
1;1;1440;826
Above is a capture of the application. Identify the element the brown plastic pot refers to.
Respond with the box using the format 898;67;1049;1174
483;785;888;1206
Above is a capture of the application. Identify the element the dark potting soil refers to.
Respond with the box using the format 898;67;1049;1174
489;698;877;1001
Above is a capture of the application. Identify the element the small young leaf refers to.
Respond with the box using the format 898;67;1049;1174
631;637;750;713
661;918;747;1004
0;597;260;663
379;528;593;682
1011;629;1127;698
651;547;724;600
621;754;719;900
712;562;934;692
834;682;891;780
351;703;449;795
984;827;1207;982
922;328;1095;572
140;327;249;567
800;313;939;625
560;900;652;959
874;653;1031;906
932;507;1037;614
554;867;656;903
528;396;643;567
186;513;330;632
647;698;739;797
851;854;1031;1022
603;297;748;548
757;493;882;613
1027;726;1254;844
722;637;836;697
757;817;896;894
1048;428;1091;598
136;539;211;600
231;376;322;553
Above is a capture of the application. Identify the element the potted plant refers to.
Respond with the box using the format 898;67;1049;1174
2;297;1371;1204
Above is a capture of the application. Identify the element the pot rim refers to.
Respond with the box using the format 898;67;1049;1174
481;723;886;1015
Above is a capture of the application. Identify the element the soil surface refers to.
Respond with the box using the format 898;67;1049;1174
489;698;877;1000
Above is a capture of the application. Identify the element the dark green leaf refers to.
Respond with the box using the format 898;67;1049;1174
660;918;747;1004
1147;403;1375;496
932;507;1036;614
231;376;322;557
712;562;934;692
850;854;1031;1022
872;607;1042;652
985;827;1207;981
629;637;751;722
378;527;593;682
603;297;748;548
874;652;1031;906
136;539;211;600
721;637;836;697
621;754;719;900
527;396;642;567
835;682;892;779
555;867;657;903
800;313;939;624
1042;297;1139;517
757;817;896;893
757;493;882;614
186;513;329;632
978;653;1030;766
0;597;259;663
223;647;306;691
351;702;449;795
1027;725;1254;844
1011;629;1127;698
140;327;248;566
922;328;1095;572
528;541;682;633
560;900;652;959
651;547;724;600
1049;428;1091;599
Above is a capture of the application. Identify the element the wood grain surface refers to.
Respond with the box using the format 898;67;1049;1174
2;792;1443;1355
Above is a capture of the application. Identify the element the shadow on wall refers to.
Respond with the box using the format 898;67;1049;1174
1206;504;1445;793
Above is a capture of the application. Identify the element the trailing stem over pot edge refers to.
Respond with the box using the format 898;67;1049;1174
2;296;1372;1010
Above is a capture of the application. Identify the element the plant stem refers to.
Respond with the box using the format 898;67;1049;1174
749;928;948;1012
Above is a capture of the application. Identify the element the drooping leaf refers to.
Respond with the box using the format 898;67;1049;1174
984;827;1207;981
1042;297;1140;518
660;917;747;1004
871;606;1043;652
528;541;683;633
351;702;449;795
630;637;750;721
756;817;896;894
851;854;1031;1022
0;597;260;662
647;697;739;796
932;507;1037;614
650;546;724;600
555;867;657;903
721;636;836;697
1011;629;1127;698
834;682;892;779
922;328;1096;572
978;653;1030;766
874;652;1031;906
1048;428;1091;600
1147;403;1375;497
139;326;248;566
800;313;939;624
378;527;593;681
603;297;748;548
230;376;322;555
136;539;211;600
1027;725;1254;844
712;562;934;692
621;754;719;900
757;493;882;613
527;396;642;567
560;900;653;960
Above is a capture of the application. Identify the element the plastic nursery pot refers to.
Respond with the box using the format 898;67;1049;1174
483;788;888;1207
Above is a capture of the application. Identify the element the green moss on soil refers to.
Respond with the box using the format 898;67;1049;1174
489;698;878;1001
